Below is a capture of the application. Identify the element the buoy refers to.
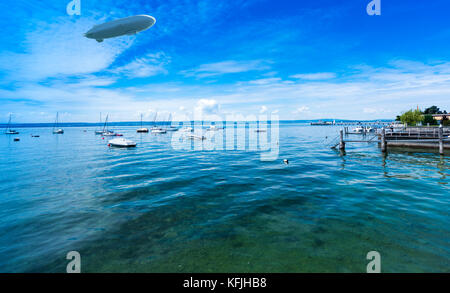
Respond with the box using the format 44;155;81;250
14;138;20;142
108;144;111;147
283;159;289;165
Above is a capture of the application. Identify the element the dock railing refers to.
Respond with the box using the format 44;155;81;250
333;126;449;155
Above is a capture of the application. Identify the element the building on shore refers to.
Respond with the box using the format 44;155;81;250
432;114;449;124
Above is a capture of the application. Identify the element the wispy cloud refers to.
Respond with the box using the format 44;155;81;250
180;60;271;78
293;106;310;114
111;52;170;78
290;72;336;80
0;17;133;82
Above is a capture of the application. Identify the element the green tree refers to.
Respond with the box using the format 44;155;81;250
399;109;424;126
423;106;441;114
423;114;438;126
423;105;448;115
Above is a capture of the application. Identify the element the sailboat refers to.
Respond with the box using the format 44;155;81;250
4;114;19;134
52;112;64;134
166;113;178;131
101;115;122;136
150;112;166;134
95;112;104;135
101;114;115;136
136;113;149;133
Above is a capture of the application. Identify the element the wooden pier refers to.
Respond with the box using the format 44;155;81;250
334;126;449;155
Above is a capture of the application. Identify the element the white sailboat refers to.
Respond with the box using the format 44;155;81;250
136;113;149;133
52;112;64;134
166;114;178;131
95;112;104;134
150;112;166;134
4;114;19;135
100;115;118;136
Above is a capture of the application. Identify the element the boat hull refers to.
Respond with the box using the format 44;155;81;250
108;138;137;147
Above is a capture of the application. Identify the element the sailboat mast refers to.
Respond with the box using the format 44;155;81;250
53;112;58;131
8;114;11;130
103;115;108;132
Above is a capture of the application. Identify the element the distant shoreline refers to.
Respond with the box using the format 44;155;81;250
1;119;394;128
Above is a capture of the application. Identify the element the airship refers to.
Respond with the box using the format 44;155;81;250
85;15;156;43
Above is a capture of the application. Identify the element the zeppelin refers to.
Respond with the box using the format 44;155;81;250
84;15;156;42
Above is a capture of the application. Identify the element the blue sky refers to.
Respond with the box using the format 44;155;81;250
1;0;450;122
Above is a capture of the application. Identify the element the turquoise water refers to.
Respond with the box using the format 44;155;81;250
0;123;448;272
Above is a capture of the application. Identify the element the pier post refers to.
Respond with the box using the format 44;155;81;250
339;129;345;150
381;128;387;152
439;125;444;155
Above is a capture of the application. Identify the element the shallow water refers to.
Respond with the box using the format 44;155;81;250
0;123;448;272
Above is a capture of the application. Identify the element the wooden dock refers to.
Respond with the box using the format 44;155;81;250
334;126;449;155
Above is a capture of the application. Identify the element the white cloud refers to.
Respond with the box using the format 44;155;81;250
259;105;268;114
363;107;392;114
0;17;133;82
293;106;310;114
111;52;170;78
290;72;336;80
249;78;282;85
195;99;220;115
2;59;450;122
180;60;270;78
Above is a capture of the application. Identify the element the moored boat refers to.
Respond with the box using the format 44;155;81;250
108;138;137;147
52;112;64;134
4;114;19;135
137;114;149;133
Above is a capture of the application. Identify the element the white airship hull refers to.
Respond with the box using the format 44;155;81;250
85;15;156;42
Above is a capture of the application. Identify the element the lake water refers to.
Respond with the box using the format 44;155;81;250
0;123;448;272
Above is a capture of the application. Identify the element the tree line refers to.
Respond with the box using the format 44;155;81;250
395;106;449;126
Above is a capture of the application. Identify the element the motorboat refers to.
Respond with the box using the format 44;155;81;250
137;128;149;133
353;126;364;133
151;127;167;134
53;129;64;134
206;125;222;131
108;138;137;147
166;126;179;131
186;133;206;140
180;127;193;132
